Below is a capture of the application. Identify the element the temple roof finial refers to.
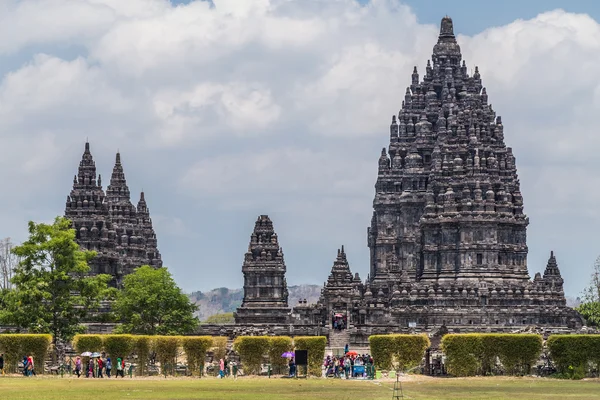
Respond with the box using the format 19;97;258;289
440;16;454;38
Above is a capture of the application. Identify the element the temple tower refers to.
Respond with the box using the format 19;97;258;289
65;143;162;287
235;215;290;324
368;16;529;289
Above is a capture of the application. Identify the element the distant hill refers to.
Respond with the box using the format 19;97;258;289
189;284;322;321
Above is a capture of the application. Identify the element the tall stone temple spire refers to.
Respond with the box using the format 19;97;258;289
235;215;290;324
369;14;528;286
64;143;162;287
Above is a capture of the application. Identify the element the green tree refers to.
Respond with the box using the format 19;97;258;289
113;265;199;335
204;312;235;324
0;217;112;345
576;256;600;327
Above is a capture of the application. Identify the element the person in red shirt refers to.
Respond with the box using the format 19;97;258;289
97;357;104;378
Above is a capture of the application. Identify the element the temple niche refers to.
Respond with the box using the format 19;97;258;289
64;143;162;287
225;17;582;344
234;215;290;325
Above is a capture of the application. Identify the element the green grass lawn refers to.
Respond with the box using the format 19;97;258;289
1;375;599;400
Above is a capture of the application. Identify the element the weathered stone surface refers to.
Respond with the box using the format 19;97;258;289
235;215;290;324
234;17;582;344
65;143;162;287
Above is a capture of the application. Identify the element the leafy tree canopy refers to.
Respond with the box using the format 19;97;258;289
204;312;235;324
0;217;113;344
576;256;600;327
113;265;199;335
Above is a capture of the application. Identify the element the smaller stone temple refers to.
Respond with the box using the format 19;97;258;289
65;142;162;287
234;215;290;324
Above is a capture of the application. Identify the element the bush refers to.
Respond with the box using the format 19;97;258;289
485;334;542;375
182;336;213;377
369;335;394;370
211;336;228;361
293;336;327;377
441;334;483;377
103;335;134;361
153;336;181;376
233;336;270;375
268;336;293;374
20;334;53;375
0;334;52;374
72;334;103;354
133;335;152;376
0;334;21;373
394;334;430;372
548;334;600;378
441;334;543;377
369;334;430;372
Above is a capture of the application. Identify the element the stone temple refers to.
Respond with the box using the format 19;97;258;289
65;142;162;287
226;16;582;345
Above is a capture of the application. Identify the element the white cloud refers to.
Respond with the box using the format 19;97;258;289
0;1;598;294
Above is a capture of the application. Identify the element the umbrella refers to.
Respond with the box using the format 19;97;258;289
80;352;92;357
90;352;102;358
345;351;358;356
281;351;295;358
334;313;344;317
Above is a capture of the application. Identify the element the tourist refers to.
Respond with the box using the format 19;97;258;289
88;358;95;378
106;357;112;378
116;358;124;378
22;356;28;376
231;361;238;379
0;353;4;376
344;357;351;379
75;356;81;378
288;358;296;377
97;357;104;378
27;355;35;376
219;358;225;378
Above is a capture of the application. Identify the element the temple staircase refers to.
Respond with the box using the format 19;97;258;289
328;329;350;352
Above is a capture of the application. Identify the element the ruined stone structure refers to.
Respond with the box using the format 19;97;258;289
65;143;162;287
232;17;581;346
235;215;290;324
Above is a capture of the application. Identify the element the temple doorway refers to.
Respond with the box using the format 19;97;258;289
331;312;347;331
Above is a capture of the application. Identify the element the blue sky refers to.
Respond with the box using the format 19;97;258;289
171;0;600;35
0;0;599;299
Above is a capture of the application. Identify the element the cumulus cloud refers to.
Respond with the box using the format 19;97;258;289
0;0;598;294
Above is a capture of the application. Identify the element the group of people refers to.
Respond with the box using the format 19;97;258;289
324;353;374;379
332;315;347;331
216;358;237;378
22;355;36;376
74;355;126;378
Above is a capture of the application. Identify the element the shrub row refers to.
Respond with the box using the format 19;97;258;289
441;334;542;377
232;336;325;376
72;334;220;376
369;334;430;371
0;334;53;374
547;334;600;378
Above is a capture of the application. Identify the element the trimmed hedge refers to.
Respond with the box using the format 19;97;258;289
133;335;152;376
154;336;181;376
268;336;293;374
441;334;483;377
293;336;327;377
233;336;270;375
181;336;213;377
548;334;600;377
211;336;228;361
72;334;104;353
103;334;134;361
0;334;52;374
369;334;430;372
441;334;542;377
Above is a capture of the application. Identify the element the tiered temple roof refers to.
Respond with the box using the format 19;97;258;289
65;143;162;286
235;215;290;324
